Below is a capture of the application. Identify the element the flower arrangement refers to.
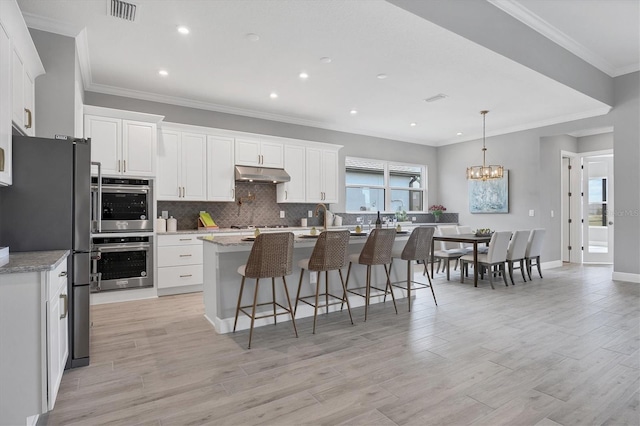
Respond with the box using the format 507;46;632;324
429;204;446;217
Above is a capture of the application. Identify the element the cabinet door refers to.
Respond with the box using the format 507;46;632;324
122;120;156;177
23;71;34;136
277;145;305;203
0;23;11;186
181;132;207;200
235;138;260;166
11;48;23;130
207;135;235;201
85;115;121;175
157;129;181;200
260;141;284;168
47;276;68;411
305;147;323;203
321;149;339;204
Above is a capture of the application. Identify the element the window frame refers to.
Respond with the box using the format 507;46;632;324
344;156;427;214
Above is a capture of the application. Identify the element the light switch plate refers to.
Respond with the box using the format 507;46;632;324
280;210;285;218
161;211;169;219
529;209;535;217
308;210;313;218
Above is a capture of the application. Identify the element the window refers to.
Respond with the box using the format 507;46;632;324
345;157;426;213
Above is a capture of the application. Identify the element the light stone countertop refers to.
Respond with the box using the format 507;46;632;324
0;250;69;275
199;230;409;247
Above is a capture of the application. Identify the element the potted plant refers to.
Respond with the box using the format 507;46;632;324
429;204;446;222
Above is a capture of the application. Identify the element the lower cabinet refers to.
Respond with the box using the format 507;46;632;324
0;255;68;425
157;234;204;294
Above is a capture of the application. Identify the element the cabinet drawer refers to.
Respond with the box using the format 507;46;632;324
157;234;203;246
157;264;203;288
158;245;203;267
47;259;68;300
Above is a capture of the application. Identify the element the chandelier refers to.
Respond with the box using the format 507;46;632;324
466;110;504;180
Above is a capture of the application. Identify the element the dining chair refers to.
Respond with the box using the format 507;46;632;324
294;230;353;334
460;231;512;289
505;230;529;285
434;225;465;280
233;232;298;349
525;229;546;279
456;225;475;254
390;226;436;312
343;228;397;321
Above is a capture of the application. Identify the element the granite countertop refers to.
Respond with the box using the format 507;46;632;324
0;250;69;275
200;230;410;247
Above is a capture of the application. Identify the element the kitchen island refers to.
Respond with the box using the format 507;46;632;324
200;232;411;333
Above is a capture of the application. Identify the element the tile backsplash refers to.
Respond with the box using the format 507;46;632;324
158;182;458;230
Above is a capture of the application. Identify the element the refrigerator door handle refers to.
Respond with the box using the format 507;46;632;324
92;161;102;233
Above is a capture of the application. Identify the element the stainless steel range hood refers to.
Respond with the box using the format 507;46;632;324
235;165;291;183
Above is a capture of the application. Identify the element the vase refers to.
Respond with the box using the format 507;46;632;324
434;215;440;222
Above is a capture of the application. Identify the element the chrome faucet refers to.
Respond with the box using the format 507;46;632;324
314;203;328;231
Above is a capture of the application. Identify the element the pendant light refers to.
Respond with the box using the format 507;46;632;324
466;110;504;180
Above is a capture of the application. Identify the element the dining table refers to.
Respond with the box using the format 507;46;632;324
431;233;492;287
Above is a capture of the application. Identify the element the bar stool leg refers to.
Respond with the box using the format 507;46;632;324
248;278;260;349
294;268;305;316
341;262;352;310
234;276;246;333
338;269;353;325
325;271;329;315
365;265;371;322
406;260;412;312
384;264;398;314
272;277;277;325
280;276;298;338
313;271;321;334
424;258;437;306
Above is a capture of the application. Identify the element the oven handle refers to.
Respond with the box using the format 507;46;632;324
92;161;102;233
94;246;150;253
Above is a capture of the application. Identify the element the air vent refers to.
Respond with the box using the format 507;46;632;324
109;0;137;22
424;93;448;103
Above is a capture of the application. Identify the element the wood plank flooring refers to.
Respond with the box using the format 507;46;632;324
42;264;639;425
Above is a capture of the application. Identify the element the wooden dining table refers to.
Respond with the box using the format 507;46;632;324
431;233;492;287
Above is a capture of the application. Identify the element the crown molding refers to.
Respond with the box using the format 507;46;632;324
489;0;618;77
22;11;83;37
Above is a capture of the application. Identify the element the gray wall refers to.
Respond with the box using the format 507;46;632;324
30;29;76;138
577;132;613;153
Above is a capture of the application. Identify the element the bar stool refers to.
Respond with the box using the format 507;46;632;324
233;232;297;349
343;228;397;321
390;226;436;312
294;230;353;334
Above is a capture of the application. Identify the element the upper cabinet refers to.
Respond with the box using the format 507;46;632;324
207;134;235;202
84;106;164;177
235;137;283;168
306;147;339;204
0;1;45;186
276;144;306;203
157;129;207;201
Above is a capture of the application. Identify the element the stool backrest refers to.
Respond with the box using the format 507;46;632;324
525;228;546;258
402;226;435;261
486;231;512;263
308;230;350;271
507;230;529;261
359;228;396;265
244;232;294;278
437;225;459;250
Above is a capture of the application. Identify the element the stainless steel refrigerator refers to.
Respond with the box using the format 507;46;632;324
0;135;91;368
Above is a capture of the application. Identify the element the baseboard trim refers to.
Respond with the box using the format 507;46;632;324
612;271;640;283
542;260;563;269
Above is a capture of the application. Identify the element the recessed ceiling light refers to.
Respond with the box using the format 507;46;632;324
457;132;463;136
410;122;417;127
377;73;388;79
320;57;332;64
350;109;358;115
270;92;278;99
246;33;260;42
158;69;169;77
177;25;190;35
299;72;309;80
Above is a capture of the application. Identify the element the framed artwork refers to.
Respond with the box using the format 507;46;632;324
468;170;509;213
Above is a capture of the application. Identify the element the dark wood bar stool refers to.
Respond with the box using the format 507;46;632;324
233;232;298;349
343;228;397;321
294;230;353;334
390;226;437;312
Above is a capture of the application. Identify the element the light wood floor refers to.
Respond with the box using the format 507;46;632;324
42;264;639;426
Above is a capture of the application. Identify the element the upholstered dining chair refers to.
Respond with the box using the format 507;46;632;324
343;228;397;321
294;230;353;334
433;225;465;280
233;232;297;349
390;226;437;312
505;230;530;285
456;225;475;254
460;231;512;289
525;229;546;279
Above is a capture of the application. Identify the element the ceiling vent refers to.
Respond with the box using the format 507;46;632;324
109;0;137;22
424;93;448;103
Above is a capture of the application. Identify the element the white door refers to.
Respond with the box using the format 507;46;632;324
0;22;12;186
85;115;121;175
305;147;323;202
157;129;181;200
235;138;261;166
23;71;34;136
181;132;207;200
11;49;23;129
321;149;339;204
277;145;305;202
207;135;235;201
260;141;284;168
122;120;155;176
582;155;614;263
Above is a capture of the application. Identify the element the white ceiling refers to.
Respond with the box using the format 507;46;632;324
16;0;637;146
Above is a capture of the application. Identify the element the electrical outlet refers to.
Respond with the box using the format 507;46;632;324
161;211;169;219
412;217;416;222
551;210;555;218
529;209;535;217
308;210;313;218
309;272;317;284
280;210;285;218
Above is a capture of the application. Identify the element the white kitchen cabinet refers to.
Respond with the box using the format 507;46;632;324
11;48;35;136
84;107;164;178
306;147;339;204
235;137;283;168
0;22;11;186
157;234;203;294
277;144;306;203
0;252;68;425
207;134;235;201
157;129;207;200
